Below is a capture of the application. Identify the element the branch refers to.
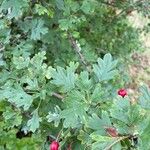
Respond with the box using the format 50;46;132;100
24;87;64;100
104;136;129;150
100;1;118;8
51;92;64;100
24;16;33;20
0;46;5;51
68;33;91;72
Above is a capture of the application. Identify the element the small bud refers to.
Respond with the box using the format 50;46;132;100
50;141;59;150
106;127;118;137
118;89;127;98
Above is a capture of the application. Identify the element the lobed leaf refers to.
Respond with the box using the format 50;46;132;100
0;85;33;111
50;62;79;92
139;85;150;109
93;53;118;82
27;109;41;132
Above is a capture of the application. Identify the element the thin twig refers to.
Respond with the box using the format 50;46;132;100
0;47;4;51
24;16;33;20
51;92;64;100
100;1;117;8
104;136;129;150
56;128;63;141
68;33;91;72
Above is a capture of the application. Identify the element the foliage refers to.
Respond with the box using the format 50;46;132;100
0;0;150;149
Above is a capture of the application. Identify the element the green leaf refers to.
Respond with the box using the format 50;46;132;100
35;4;54;17
111;142;122;150
91;134;122;150
91;141;120;150
139;138;150;150
12;40;34;57
111;98;143;126
46;106;61;127
0;28;11;44
1;0;29;19
93;53;118;82
18;19;48;40
138;85;150;109
139;120;150;150
127;105;143;126
27;110;41;132
45;66;53;79
18;19;31;32
138;114;150;135
0;19;7;30
30;51;46;68
78;130;92;145
81;0;95;14
87;111;112;131
50;62;79;92
61;90;88;128
21;78;39;90
31;19;48;40
61;109;81;128
0;85;33;111
110;98;143;135
91;134;112;142
91;84;104;102
0;53;5;66
110;98;130;124
73;141;85;150
56;0;65;10
13;56;30;69
3;107;22;129
137;111;150;150
59;18;72;31
76;71;93;91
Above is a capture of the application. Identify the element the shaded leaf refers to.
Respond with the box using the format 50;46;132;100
1;0;29;19
81;0;95;14
78;130;92;145
56;0;65;10
139;85;150;109
3;107;22;129
27;110;41;132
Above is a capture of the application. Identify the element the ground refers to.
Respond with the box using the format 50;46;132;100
127;11;150;99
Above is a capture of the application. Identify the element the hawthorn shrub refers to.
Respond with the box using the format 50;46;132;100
0;0;150;150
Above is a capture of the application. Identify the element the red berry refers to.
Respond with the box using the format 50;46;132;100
118;89;127;98
106;127;118;137
50;141;59;150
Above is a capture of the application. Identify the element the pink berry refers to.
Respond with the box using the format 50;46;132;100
50;141;59;150
118;89;127;98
